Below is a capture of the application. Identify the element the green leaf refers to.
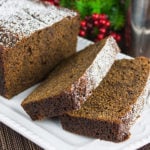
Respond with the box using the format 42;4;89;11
75;0;90;18
109;8;125;30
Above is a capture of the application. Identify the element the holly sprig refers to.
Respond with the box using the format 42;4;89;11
60;0;129;31
41;0;129;43
79;13;121;42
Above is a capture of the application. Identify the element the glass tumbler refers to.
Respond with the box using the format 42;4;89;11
126;0;150;57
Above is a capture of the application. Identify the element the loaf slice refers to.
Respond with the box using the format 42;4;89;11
60;57;150;142
0;0;79;98
22;36;120;120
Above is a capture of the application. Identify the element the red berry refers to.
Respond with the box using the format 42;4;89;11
116;34;121;41
99;19;106;25
43;0;59;6
81;26;87;31
85;16;91;21
99;28;106;33
94;20;99;26
106;21;111;27
87;23;93;29
101;19;107;25
99;14;107;20
46;0;53;2
92;13;99;20
50;1;55;5
80;21;87;27
54;0;59;3
97;34;104;40
99;20;103;25
110;32;117;40
79;30;86;37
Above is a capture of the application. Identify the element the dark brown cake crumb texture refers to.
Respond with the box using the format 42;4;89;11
21;39;109;120
61;57;150;142
23;40;106;102
69;57;150;120
0;15;79;98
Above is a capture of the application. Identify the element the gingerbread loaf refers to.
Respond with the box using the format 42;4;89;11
61;57;150;142
22;36;120;120
0;0;80;98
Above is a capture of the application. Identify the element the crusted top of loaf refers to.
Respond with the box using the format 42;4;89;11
0;0;77;48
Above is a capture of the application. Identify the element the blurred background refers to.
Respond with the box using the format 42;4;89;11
42;0;150;57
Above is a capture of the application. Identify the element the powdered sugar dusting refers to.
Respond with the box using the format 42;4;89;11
0;9;46;38
23;5;75;25
70;37;120;109
0;0;77;47
85;36;120;93
0;27;19;47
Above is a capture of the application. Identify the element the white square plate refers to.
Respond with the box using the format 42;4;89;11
0;37;150;150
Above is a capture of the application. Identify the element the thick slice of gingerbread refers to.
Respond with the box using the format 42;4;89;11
22;36;119;120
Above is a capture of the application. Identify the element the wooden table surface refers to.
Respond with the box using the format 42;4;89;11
0;123;42;150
